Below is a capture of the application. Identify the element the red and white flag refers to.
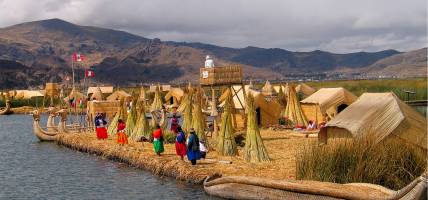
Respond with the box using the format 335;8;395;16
72;52;85;62
85;69;95;77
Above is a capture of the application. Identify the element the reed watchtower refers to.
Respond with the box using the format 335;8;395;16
199;59;246;130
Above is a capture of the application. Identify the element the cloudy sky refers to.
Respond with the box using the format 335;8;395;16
0;0;426;53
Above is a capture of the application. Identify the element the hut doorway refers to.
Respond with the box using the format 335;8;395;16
256;107;261;125
169;97;174;105
337;104;348;113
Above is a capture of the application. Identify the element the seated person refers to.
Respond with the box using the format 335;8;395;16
306;120;316;130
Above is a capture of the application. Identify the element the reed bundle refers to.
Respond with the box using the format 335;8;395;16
283;84;308;127
177;89;193;132
191;88;206;141
150;85;163;112
131;98;151;140
125;98;137;137
107;99;126;136
217;88;237;156
277;85;286;107
243;94;270;162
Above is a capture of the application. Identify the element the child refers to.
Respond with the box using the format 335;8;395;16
117;119;128;145
199;140;208;159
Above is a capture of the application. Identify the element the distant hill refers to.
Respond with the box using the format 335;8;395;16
361;48;427;78
0;18;422;89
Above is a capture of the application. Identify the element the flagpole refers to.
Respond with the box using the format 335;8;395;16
72;56;75;89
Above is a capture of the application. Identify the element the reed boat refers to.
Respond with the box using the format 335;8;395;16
47;113;58;132
0;99;13;115
32;110;58;141
204;173;427;200
56;109;87;134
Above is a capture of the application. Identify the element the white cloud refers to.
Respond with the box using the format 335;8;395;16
0;0;426;53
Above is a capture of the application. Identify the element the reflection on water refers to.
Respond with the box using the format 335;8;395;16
0;115;217;200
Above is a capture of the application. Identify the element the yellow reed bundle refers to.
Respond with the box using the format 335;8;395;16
191;88;206;141
107;99;126;136
217;88;237;156
283;85;308;127
150;85;163;112
243;93;270;162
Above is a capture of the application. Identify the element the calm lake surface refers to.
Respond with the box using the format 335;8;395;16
0;115;217;200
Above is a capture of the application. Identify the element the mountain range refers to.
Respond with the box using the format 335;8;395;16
0;18;425;89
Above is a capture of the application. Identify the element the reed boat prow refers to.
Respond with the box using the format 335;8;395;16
0;99;13;115
32;110;58;141
203;173;427;200
47;113;58;132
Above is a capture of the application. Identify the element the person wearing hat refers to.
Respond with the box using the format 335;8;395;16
95;113;108;140
186;128;201;165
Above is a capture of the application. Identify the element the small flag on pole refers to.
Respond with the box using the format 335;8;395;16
85;69;95;77
72;52;85;62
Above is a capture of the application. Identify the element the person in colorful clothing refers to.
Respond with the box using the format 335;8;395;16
186;128;200;165
95;113;108;140
175;126;186;160
117;119;128;145
170;114;179;133
153;125;164;156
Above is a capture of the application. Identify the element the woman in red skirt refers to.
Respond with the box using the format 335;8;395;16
175;126;187;160
95;113;108;139
117;119;128;145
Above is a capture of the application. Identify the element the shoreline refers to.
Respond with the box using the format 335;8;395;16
54;130;315;184
56;133;218;184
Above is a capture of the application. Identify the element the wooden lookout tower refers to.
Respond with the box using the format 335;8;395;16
199;56;246;130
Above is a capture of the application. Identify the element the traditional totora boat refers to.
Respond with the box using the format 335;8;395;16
204;173;427;200
32;110;59;141
0;99;13;115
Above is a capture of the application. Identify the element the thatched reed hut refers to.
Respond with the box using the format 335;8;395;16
319;92;427;150
106;90;132;101
87;100;121;122
296;83;316;97
164;87;184;106
219;86;282;128
300;87;357;123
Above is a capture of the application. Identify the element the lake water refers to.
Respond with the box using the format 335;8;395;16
0;115;217;200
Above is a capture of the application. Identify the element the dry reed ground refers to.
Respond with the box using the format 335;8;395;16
56;129;315;184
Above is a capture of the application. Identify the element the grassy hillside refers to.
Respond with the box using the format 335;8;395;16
306;78;427;101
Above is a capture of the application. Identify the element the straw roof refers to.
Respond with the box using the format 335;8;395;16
106;90;132;101
301;87;357;113
149;84;171;92
164;87;184;102
219;87;281;127
90;87;104;100
320;93;427;150
14;90;44;99
87;86;113;95
296;83;316;96
64;88;85;102
261;80;274;96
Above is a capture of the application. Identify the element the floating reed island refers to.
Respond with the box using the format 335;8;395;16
55;129;315;183
28;63;427;199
